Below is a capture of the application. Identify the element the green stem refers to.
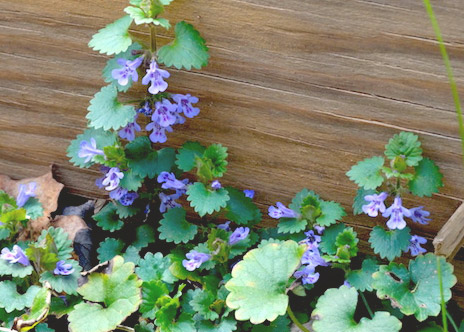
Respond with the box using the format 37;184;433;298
437;256;448;332
287;305;310;332
447;311;459;332
423;0;464;165
150;24;158;53
359;291;374;319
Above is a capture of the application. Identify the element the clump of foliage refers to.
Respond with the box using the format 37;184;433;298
0;1;461;331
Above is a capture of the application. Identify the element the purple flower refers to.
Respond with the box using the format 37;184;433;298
301;249;328;268
111;56;143;86
362;192;388;217
343;280;352;288
152;99;177;127
1;245;30;266
159;192;182;213
383;196;411;230
175;179;190;197
109;187;128;200
78;138;104;163
409;206;431;225
217;221;231;231
314;225;325;234
53;260;75;276
229;227;250;245
302;230;321;250
294;265;320;285
243;189;255;199
137;101;153;116
182;250;211;271
157;172;188;190
119;192;139;206
146;121;173;143
268;202;299;219
16;182;37;208
172;94;200;118
102;167;124;191
211;180;222;190
407;235;427;256
142;60;170;95
119;115;141;141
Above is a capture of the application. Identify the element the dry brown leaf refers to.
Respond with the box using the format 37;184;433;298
0;167;64;237
52;215;88;242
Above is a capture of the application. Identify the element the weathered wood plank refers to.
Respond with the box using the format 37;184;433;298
434;203;464;259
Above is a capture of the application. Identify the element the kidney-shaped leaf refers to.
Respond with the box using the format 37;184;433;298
68;256;142;332
372;253;456;321
225;240;305;324
311;286;402;332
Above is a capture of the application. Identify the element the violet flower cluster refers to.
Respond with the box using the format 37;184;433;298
182;250;211;271
228;227;250;245
95;167;139;206
1;245;30;266
157;172;189;213
54;260;75;276
362;193;430;230
294;229;327;285
16;182;37;208
268;202;299;219
362;192;430;256
113;58;200;144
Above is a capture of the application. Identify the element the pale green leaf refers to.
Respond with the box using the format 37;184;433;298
347;156;385;190
369;226;410;261
409;158;443;197
187;182;229;217
385;132;423;167
88;16;133;55
158;207;198;244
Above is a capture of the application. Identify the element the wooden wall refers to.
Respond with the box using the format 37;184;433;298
1;0;464;296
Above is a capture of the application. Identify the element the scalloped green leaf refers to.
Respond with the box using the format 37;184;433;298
277;218;307;234
23;198;44;220
385;132;423;167
409;158;443;197
189;289;219;321
250;315;291;332
225;240;306;324
114;201;139;218
319;223;346;255
19;286;51;329
133;224;156;249
125;136;158;178
67;127;117;168
102;43;142;92
140;280;169;319
347;156;385;190
37;227;73;261
94;204;124;232
136;252;177;284
40;260;82;295
316;201;346;227
176;141;206;172
122;245;141;264
346;258;379;292
157;21;209;70
68;256;142;332
119;169;143;191
203;144;228;178
0;258;33;278
88;15;133;55
97;238;124;263
311;286;402;332
86;85;136;131
369;226;410;261
226;187;261;225
197;317;238;332
158;207;198;244
0;281;41;313
187;182;230;217
372;253;457;321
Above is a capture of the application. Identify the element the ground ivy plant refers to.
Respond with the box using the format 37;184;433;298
1;1;461;331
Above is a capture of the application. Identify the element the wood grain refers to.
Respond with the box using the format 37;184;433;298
1;0;464;302
434;203;464;259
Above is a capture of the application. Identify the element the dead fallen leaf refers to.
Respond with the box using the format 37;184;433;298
0;167;64;237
